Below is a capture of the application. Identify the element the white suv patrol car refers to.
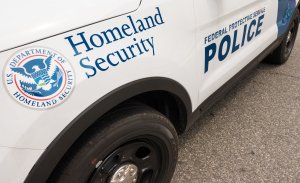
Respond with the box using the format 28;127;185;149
1;0;299;182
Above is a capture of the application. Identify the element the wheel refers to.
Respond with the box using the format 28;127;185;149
49;103;178;183
266;9;299;64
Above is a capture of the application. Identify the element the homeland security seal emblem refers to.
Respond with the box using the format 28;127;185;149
4;47;75;109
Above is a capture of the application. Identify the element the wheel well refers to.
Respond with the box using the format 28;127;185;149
100;90;188;134
25;77;192;183
132;91;187;134
48;91;187;181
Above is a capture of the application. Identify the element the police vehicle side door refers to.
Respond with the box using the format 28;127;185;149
194;0;278;104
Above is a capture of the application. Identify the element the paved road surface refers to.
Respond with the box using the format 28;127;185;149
172;32;300;183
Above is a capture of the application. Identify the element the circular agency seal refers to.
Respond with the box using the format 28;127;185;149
4;47;75;109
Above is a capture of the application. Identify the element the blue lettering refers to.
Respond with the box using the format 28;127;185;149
90;34;105;48
95;58;110;71
256;14;265;37
247;19;257;42
218;35;231;61
80;57;97;78
106;53;119;66
241;24;248;47
154;7;165;25
65;32;93;56
122;24;133;36
204;10;266;73
205;43;217;73
101;27;125;44
232;30;240;54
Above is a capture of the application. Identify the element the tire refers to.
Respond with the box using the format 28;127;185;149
266;9;299;64
49;103;178;183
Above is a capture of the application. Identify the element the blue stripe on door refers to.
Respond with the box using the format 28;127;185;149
277;0;296;36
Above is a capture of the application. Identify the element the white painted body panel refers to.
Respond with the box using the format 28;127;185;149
0;147;43;183
0;1;198;182
0;0;141;52
0;0;295;182
195;0;279;103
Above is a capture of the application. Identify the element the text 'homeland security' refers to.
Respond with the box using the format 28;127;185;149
65;7;165;78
